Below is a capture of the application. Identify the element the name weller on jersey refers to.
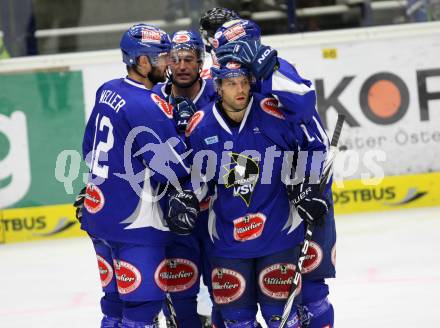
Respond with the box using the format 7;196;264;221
99;89;126;113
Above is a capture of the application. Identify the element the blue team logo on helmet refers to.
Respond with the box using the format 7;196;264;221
120;24;171;66
170;30;205;62
213;19;261;49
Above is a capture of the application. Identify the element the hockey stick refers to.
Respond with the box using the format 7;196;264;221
164;291;179;327
279;114;345;328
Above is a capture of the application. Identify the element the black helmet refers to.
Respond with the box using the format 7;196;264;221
199;7;240;49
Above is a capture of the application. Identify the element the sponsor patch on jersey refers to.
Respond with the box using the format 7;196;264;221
154;258;198;292
141;29;161;43
260;98;285;120
301;241;323;274
97;255;113;288
331;243;336;267
199;196;211;211
233;213;266;242
204;135;219;145
84;184;105;214
212;268;245;304
172;32;190;43
224;24;246;41
185;111;204;137
150;93;173;119
259;263;300;299
114;260;142;294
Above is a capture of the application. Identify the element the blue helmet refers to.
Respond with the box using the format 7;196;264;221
210;60;251;80
170;30;205;62
212;19;261;50
120;24;171;66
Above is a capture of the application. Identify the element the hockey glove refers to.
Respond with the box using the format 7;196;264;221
215;39;278;80
166;189;199;235
173;96;197;133
287;180;328;226
73;186;86;223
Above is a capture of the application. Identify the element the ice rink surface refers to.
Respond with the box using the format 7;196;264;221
1;206;439;327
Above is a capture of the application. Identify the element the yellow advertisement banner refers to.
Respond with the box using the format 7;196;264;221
333;172;440;214
0;204;86;244
1;172;438;244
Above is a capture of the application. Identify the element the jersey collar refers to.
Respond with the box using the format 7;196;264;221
192;79;206;105
123;77;150;90
212;96;254;135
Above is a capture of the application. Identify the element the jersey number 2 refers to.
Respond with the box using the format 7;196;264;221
91;114;114;179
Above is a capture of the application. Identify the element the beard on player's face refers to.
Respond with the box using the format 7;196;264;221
149;66;167;84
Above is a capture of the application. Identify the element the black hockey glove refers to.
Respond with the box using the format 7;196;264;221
215;39;278;80
287;180;328;226
73;186;86;223
166;189;199;235
173;96;197;133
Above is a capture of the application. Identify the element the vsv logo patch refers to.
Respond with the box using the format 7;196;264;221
223;153;259;206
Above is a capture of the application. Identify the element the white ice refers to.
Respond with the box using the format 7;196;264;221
1;206;439;327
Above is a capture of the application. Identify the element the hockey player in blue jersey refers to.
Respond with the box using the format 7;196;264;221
79;24;199;328
210;18;337;328
152;30;218;327
153;30;217;132
176;55;330;327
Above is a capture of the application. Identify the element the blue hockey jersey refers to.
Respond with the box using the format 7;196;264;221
81;77;191;246
259;57;318;125
204;53;318;125
187;92;328;259
152;78;218;253
152;78;217;109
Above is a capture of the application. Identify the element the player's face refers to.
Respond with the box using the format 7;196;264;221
170;50;201;87
219;75;251;112
149;53;169;84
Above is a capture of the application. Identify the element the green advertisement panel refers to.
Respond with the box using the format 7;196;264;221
0;70;86;209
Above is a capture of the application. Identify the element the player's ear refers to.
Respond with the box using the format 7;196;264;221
219;81;226;98
217;85;223;98
138;55;151;72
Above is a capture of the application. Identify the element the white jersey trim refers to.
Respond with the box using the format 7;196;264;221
160;83;168;98
313;115;330;149
123;77;149;90
212;97;254;135
238;97;254;134
193;79;206;105
120;167;169;231
213;103;232;135
272;70;313;95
